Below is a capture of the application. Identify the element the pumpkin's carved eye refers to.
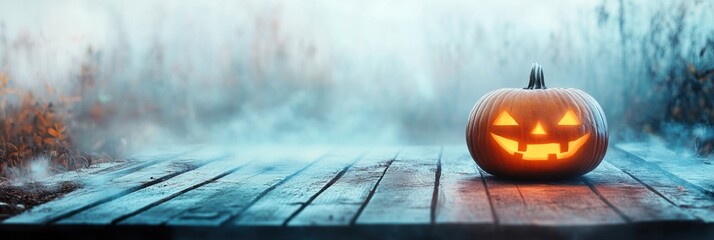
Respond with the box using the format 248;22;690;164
557;110;580;125
493;111;518;126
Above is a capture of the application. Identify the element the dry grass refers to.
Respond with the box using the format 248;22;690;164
609;0;714;156
0;75;103;180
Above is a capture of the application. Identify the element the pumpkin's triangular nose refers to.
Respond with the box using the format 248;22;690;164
531;122;547;135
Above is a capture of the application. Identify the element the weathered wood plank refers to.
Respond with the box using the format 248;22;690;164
617;142;714;194
356;146;440;225
56;156;246;224
118;164;267;225
608;146;714;222
10;147;193;190
4;160;205;224
435;145;494;224
4;149;226;224
88;146;199;177
120;148;330;226
481;168;625;225
9;144;711;231
20;162;128;187
582;161;695;222
287;147;400;226
118;164;269;226
233;148;365;226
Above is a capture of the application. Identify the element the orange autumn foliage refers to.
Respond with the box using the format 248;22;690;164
0;76;92;180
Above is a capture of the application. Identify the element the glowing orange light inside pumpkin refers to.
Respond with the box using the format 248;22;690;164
490;110;589;161
490;133;590;161
467;63;609;179
558;110;580;125
493;111;518;126
531;122;546;135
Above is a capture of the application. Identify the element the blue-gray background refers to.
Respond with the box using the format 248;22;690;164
0;0;712;154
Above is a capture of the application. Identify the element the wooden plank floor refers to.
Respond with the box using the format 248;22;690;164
2;144;714;239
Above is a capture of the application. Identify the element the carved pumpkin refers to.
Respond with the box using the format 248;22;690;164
466;63;608;179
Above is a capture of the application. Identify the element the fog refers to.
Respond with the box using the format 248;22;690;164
0;0;712;154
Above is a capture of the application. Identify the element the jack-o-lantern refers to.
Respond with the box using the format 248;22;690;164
466;63;608;179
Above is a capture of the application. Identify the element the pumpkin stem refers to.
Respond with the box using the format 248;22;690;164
525;62;547;89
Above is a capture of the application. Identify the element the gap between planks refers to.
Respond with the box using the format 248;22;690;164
6;144;706;227
5;157;213;224
608;145;714;222
5;146;241;224
124;147;333;226
287;148;402;226
355;146;442;225
229;148;367;226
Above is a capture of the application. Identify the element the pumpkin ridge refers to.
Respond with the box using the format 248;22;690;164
477;89;512;174
569;90;609;174
466;63;608;179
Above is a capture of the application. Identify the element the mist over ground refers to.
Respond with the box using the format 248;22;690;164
0;0;712;155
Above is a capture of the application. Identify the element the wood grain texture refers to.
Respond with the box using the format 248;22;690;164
23;162;130;189
434;145;494;224
481;168;625;225
56;156;245;224
118;162;268;225
287;148;400;226
233;148;365;226
132;148;330;226
617;142;714;194
5;143;713;238
4;157;209;224
607;146;714;222
20;148;193;194
582;160;695;222
356;146;441;225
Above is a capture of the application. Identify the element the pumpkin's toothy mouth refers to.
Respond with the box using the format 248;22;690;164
489;133;590;161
